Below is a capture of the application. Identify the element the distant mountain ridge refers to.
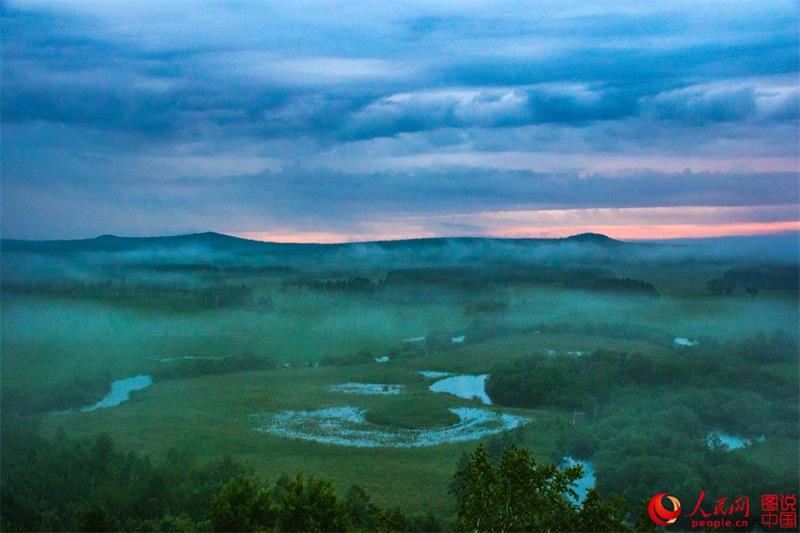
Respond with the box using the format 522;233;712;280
2;230;797;268
0;231;625;254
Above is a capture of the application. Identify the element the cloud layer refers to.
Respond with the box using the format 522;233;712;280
2;1;798;240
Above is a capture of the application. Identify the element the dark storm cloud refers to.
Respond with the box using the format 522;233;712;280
4;1;796;137
1;0;798;239
441;34;799;87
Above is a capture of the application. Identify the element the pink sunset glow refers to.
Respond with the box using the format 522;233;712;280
233;221;800;244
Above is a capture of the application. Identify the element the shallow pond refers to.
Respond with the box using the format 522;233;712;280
429;374;491;405
252;406;529;447
82;375;153;412
561;456;596;505
329;383;404;395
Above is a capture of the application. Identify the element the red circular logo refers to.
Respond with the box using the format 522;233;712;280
648;492;682;526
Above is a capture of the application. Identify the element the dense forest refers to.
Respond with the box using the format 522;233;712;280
486;332;799;513
1;263;659;313
487;332;798;410
0;280;259;311
707;265;800;295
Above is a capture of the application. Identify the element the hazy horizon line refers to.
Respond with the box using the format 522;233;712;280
3;227;799;246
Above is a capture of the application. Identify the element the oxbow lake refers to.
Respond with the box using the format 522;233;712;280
251;406;529;447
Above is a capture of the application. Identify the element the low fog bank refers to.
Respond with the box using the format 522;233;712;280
2;232;797;285
634;232;800;264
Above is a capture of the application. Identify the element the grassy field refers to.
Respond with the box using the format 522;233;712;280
34;353;563;515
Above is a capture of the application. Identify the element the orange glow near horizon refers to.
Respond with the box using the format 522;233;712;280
232;220;800;244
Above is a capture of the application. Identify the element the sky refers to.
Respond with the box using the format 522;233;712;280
1;0;798;242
